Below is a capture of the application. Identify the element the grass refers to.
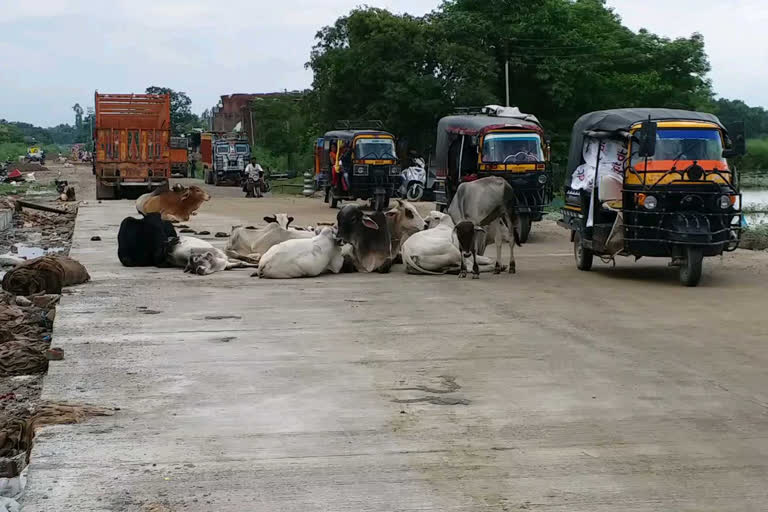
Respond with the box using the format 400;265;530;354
0;181;56;197
741;223;768;251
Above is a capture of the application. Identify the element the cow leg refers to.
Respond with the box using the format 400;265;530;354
225;260;258;270
506;213;516;274
493;220;503;274
471;249;480;279
458;254;467;278
225;249;260;264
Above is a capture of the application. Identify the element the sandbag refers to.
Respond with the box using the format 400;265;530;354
1;255;89;295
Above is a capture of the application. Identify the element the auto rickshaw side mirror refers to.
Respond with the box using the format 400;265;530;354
724;121;747;157
545;137;552;161
637;119;657;158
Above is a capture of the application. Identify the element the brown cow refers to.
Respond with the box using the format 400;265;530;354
136;184;211;222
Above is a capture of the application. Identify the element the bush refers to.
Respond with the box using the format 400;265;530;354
0;143;27;162
741;223;768;250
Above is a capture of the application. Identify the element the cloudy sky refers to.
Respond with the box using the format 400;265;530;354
1;0;765;127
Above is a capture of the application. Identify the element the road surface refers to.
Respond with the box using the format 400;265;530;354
22;164;768;511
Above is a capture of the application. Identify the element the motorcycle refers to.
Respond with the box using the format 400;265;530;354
398;157;426;202
244;173;271;197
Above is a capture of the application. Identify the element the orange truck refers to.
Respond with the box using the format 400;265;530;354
93;92;171;199
170;137;189;177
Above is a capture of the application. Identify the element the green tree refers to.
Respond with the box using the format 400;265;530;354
145;86;202;136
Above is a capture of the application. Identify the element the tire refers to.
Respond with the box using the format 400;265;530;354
329;189;339;208
204;169;212;185
679;247;703;287
374;193;388;212
406;181;424;201
574;231;593;271
213;172;220;187
518;214;532;243
324;186;330;204
96;179;117;200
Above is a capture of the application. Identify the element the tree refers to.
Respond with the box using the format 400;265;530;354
72;103;84;129
145;86;201;135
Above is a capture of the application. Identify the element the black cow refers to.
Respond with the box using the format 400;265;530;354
117;213;178;267
336;205;393;273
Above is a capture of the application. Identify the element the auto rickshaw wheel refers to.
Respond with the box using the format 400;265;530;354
574;231;593;271
518;214;532;244
329;189;339;208
679;247;703;287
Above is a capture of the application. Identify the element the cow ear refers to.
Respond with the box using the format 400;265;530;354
287;216;294;226
362;215;379;230
264;216;277;223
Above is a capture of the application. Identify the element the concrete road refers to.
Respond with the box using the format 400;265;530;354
22;168;768;511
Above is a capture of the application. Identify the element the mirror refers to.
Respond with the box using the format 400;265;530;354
637;119;657;157
725;121;746;157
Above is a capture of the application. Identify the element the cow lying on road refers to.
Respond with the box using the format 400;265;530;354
118;213;177;267
402;211;497;276
257;227;344;279
136;184;210;222
386;199;427;258
225;213;314;264
167;236;257;275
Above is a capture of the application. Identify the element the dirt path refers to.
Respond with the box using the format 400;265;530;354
18;164;768;511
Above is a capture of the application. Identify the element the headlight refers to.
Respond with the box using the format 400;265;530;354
643;195;658;210
390;166;401;176
537;174;548;184
354;165;368;176
718;195;731;209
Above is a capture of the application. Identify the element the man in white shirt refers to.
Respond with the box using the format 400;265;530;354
244;158;264;197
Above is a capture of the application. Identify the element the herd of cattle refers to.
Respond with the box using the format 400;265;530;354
116;177;522;279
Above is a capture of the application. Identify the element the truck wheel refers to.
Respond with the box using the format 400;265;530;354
679;247;703;287
518;214;532;244
574;231;593;271
213;172;220;186
96;180;116;200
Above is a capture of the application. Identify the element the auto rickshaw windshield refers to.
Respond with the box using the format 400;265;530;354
631;128;725;165
482;133;543;163
354;138;396;160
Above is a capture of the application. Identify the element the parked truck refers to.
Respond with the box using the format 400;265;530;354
202;134;251;186
170;136;189;177
93;92;171;199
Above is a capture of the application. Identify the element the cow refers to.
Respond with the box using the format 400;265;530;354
336;205;392;273
402;211;497;276
136;184;210;222
117;213;177;267
447;176;522;274
225;213;314;264
454;220;485;279
385;199;427;260
166;236;257;275
257;227;344;279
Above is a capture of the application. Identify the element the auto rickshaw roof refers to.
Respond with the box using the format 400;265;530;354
322;130;394;142
567;108;726;172
433;115;545;171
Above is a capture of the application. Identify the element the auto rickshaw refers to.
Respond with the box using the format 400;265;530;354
432;106;552;242
558;108;746;286
315;123;400;210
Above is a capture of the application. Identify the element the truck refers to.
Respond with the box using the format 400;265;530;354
170;136;189;177
93;92;171;199
202;134;250;186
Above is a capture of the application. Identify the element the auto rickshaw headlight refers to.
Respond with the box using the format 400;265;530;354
354;165;368;176
643;195;658;210
390;165;401;176
537;174;548;184
718;195;732;209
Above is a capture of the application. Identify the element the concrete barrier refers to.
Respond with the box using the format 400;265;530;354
0;209;11;232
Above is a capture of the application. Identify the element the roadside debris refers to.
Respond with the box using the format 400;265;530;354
1;255;90;295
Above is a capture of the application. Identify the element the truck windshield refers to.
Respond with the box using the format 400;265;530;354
632;128;725;166
354;138;396;160
216;144;230;154
482;133;543;163
235;143;249;154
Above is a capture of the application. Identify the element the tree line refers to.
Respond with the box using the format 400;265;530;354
253;0;768;172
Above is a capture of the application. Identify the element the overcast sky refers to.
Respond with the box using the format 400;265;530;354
1;0;765;127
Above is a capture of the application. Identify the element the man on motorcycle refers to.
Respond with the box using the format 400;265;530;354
244;158;265;198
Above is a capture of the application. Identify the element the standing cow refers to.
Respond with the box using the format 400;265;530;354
447;176;522;274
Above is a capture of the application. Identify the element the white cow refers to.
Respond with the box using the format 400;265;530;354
257;227;344;279
225;213;314;264
402;211;497;275
167;236;257;275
